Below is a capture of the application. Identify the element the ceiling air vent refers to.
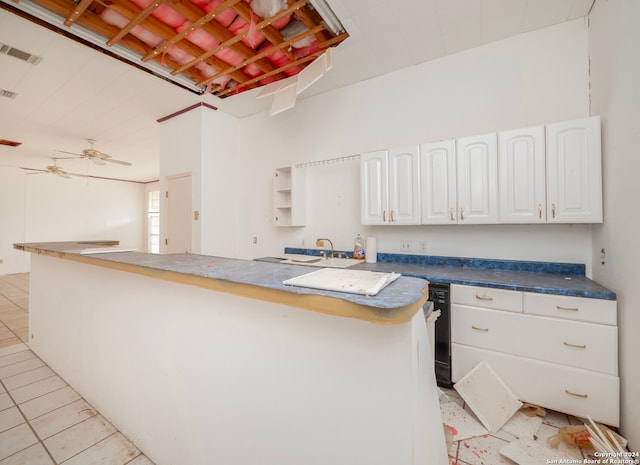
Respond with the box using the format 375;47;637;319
0;42;42;65
0;139;22;147
0;89;17;99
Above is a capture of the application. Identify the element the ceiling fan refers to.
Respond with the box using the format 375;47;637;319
20;160;89;179
55;139;132;166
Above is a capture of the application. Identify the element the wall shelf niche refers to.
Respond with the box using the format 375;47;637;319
274;166;305;226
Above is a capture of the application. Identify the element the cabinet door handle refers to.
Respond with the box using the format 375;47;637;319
557;305;579;312
564;389;588;399
552;203;557;219
390;210;395;222
475;293;493;301
383;210;386;222
450;208;455;222
472;325;489;332
538;204;542;219
460;207;464;221
564;341;587;349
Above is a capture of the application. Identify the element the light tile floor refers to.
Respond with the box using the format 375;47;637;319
0;273;618;465
0;273;155;465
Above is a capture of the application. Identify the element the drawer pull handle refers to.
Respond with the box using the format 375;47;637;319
475;293;494;301
472;325;489;332
557;305;579;312
565;389;588;399
563;341;587;349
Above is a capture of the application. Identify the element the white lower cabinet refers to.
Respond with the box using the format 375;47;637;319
451;284;619;426
452;344;620;427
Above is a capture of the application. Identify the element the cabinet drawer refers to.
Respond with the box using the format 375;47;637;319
451;284;522;312
451;305;617;375
524;293;617;325
452;344;620;427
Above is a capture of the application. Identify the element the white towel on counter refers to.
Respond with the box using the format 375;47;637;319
283;268;401;296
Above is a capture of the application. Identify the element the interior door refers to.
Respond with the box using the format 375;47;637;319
166;174;191;253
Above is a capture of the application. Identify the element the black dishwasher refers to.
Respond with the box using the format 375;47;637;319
429;283;452;388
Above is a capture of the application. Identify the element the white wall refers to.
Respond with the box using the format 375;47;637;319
158;105;240;257
0;166;146;274
589;0;640;449
237;19;594;270
0;168;27;273
159;107;203;254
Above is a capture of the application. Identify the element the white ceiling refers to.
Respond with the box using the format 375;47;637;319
0;0;594;182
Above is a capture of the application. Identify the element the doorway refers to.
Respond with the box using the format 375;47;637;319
166;174;192;254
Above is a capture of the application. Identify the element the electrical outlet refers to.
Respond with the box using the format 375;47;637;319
400;240;412;251
252;236;257;245
419;240;427;253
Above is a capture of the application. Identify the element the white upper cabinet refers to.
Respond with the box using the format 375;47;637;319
546;116;603;223
498;125;546;223
456;133;499;224
388;146;421;224
420;139;457;224
361;147;420;225
361;150;389;225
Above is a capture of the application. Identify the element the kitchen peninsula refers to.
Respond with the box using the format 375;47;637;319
14;242;448;465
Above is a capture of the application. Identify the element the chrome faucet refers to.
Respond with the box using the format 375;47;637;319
316;238;334;258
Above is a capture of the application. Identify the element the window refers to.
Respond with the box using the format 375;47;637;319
148;190;160;253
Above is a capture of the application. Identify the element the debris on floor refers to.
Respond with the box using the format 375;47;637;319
453;361;522;433
500;438;570;464
440;401;488;442
441;361;633;465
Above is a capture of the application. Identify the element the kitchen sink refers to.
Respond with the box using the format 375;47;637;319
280;255;362;268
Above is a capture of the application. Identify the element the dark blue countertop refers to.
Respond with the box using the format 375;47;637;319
283;248;617;300
13;242;429;313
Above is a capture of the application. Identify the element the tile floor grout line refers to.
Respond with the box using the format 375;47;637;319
45;416;115;465
0;376;59;465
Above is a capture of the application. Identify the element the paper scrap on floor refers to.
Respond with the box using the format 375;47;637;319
501;438;573;464
501;411;544;440
454;361;522;433
282;268;401;296
440;401;488;442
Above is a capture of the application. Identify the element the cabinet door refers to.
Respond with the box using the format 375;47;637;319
420;140;457;224
499;126;546;223
360;151;389;225
388;146;421;224
546;116;602;223
456;133;498;223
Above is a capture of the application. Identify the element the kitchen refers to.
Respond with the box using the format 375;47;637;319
0;0;638;463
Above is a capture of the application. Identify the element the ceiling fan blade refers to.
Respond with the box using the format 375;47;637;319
91;158;107;166
54;150;84;157
102;158;132;166
20;167;47;173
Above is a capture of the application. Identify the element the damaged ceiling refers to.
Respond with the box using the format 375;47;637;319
0;0;596;182
4;0;348;98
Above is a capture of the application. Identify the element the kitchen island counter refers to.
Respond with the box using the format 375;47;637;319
14;242;447;465
14;242;429;324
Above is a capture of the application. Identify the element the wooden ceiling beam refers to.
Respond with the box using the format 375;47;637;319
164;0;288;84
64;0;93;26
213;49;325;97
288;0;333;44
198;23;323;87
172;0;306;76
106;0;167;46
230;1;294;61
104;0;254;85
142;0;241;61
